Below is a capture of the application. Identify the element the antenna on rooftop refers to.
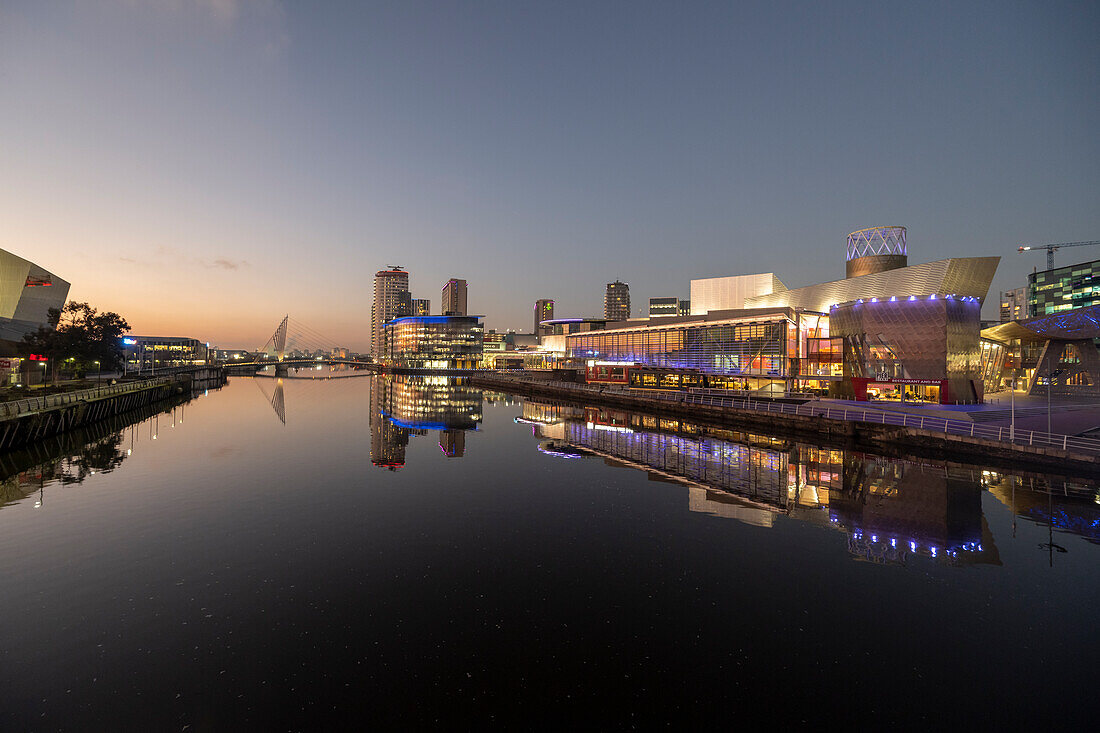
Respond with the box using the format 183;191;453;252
387;264;404;271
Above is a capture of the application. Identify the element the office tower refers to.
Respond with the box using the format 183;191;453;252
371;268;410;357
413;299;430;316
534;299;554;341
442;278;468;316
605;280;630;321
679;299;690;315
999;288;1026;322
649;297;678;317
1027;259;1100;316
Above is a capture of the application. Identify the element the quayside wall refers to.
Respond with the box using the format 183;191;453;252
468;373;1100;474
0;367;225;452
0;391;193;500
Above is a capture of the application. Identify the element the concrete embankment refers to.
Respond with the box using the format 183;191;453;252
468;373;1100;474
0;367;225;452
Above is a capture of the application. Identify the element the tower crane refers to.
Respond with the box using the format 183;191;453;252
1017;240;1100;270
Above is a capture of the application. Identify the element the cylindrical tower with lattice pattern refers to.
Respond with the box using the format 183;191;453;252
846;226;907;278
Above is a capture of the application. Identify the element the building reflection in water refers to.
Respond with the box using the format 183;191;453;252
518;400;1100;566
369;375;483;469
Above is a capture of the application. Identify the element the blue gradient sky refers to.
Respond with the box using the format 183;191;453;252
1;1;1096;350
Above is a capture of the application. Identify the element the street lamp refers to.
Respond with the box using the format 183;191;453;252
94;361;100;386
1041;367;1065;436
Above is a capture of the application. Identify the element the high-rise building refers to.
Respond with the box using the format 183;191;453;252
442;278;468;316
412;299;430;316
649;297;679;317
534;299;554;341
371;268;410;357
999;288;1027;322
1027;259;1100;317
679;300;691;316
605;281;630;321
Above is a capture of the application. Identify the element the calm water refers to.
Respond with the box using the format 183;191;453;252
1;374;1099;729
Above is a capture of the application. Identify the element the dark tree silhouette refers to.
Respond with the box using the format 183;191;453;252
22;301;130;382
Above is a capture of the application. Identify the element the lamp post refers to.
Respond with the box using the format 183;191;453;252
1043;367;1065;436
1009;374;1015;441
94;361;100;386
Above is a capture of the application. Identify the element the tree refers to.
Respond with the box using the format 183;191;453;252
22;302;130;382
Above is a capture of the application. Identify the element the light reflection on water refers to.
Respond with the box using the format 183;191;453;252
0;375;1098;728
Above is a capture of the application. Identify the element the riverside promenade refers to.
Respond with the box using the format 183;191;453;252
469;372;1100;473
0;367;225;452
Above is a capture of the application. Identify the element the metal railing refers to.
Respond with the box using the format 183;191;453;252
0;378;173;421
472;374;1100;457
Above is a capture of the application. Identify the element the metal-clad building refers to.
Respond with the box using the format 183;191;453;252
0;248;71;354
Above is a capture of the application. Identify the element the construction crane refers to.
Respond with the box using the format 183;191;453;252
1017;240;1100;270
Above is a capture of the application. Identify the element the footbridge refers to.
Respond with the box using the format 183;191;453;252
222;316;377;376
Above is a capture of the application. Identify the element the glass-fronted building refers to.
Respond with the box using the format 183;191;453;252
381;315;483;369
1028;258;1100;316
123;336;209;371
568;307;833;394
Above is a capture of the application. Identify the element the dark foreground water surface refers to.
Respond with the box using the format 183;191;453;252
1;375;1098;729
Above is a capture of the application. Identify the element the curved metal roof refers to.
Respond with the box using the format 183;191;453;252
982;305;1100;344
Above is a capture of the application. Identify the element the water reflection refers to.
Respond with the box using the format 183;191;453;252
0;395;197;509
369;375;483;468
518;400;1100;566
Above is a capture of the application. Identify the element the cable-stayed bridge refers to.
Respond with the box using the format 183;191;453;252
224;315;375;376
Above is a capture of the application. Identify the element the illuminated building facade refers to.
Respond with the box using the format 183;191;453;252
412;299;430;317
981;304;1100;398
649;297;679;317
442;278;468;316
570;228;999;403
381;315;484;369
371;269;410;358
569;307;832;393
122;336;209;371
1000;287;1026;322
534;299;554;341
829;296;984;403
0;248;71;355
604;281;630;321
1027;258;1100;317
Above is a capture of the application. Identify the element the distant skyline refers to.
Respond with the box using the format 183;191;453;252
2;1;1097;351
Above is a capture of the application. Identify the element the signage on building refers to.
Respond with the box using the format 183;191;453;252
28;354;47;361
24;275;52;287
869;378;944;386
0;358;16;369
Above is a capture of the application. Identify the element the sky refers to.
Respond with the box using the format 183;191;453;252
1;0;1097;351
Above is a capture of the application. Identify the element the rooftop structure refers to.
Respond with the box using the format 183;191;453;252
846;226;908;278
689;273;786;315
744;257;1000;313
